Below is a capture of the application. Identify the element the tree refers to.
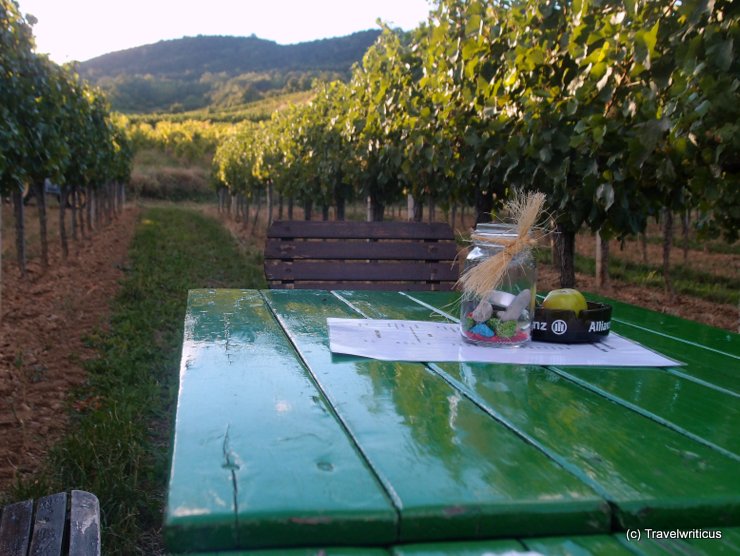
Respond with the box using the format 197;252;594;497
23;58;73;268
1;0;39;278
420;1;512;225
344;28;411;221
311;82;355;220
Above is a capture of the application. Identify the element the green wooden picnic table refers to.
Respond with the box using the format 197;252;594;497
165;289;739;555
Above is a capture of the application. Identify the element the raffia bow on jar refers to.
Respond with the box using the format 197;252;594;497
458;191;547;347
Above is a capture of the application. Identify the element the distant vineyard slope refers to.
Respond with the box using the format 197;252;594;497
77;31;381;113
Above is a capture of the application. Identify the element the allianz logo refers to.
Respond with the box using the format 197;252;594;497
532;320;611;334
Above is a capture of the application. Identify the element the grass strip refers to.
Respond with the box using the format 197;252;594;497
10;206;265;554
641;235;740;255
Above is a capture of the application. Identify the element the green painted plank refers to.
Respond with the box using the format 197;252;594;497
683;527;740;554
595;321;739;396
701;527;740;552
584;292;739;357
339;291;740;532
408;292;740;444
523;535;634;555
391;531;740;556
391;539;525;555
401;291;463;317
565;293;740;394
550;366;740;458
412;291;740;394
165;290;396;552
263;289;609;544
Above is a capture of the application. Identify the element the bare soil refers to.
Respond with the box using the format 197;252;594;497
1;201;737;495
1;202;139;493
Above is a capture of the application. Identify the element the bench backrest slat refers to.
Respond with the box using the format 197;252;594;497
265;221;460;291
268;220;455;240
264;240;457;261
68;491;101;556
0;499;33;555
29;492;66;556
267;261;459;282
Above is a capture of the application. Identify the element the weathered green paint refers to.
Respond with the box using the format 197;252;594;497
391;539;524;555
523;535;634;555
263;290;609;543
165;290;396;552
339;290;740;531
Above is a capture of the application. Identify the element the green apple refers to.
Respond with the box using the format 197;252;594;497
542;288;588;316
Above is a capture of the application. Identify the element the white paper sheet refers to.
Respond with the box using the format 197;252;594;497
327;318;683;367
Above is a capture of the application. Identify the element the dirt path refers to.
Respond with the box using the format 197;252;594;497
1;204;139;493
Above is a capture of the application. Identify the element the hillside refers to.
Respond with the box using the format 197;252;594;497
78;31;380;114
79;31;380;79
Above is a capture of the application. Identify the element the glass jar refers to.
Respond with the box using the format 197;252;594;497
459;223;536;347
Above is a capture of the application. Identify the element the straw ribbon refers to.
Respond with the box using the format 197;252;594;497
457;191;546;299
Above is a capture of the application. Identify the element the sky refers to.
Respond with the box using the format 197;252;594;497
16;0;434;64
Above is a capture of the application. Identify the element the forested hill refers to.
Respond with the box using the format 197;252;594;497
79;31;380;79
78;30;380;114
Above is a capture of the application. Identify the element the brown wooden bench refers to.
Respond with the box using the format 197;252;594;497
0;490;101;555
264;220;460;290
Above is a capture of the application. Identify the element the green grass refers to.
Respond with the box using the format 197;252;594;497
642;234;740;255
9;206;265;554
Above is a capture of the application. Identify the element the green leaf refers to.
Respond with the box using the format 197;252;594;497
707;38;733;72
694;99;711;117
465;14;482;37
635;21;659;69
503;68;518;88
465;58;479;80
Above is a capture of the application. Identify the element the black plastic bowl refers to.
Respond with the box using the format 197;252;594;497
532;301;612;343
